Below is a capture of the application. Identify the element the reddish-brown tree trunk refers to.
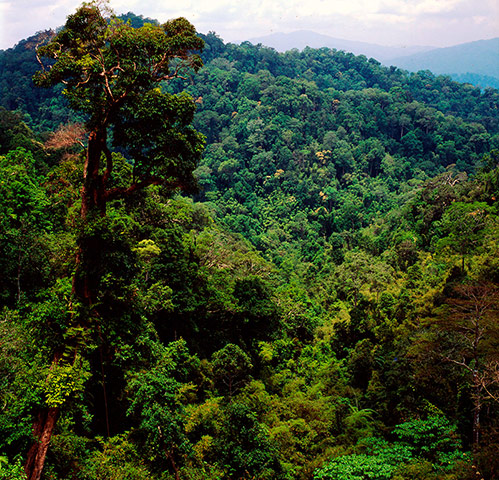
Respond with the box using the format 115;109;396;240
24;349;64;480
24;407;60;480
166;448;180;480
25;129;107;480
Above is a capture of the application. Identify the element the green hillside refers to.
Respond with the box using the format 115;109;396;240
0;6;498;480
241;33;499;89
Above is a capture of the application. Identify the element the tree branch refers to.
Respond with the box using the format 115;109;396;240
104;177;182;201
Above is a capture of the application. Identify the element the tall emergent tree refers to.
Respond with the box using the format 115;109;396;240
26;3;205;479
34;0;204;305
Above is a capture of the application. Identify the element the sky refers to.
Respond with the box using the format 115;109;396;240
0;0;498;51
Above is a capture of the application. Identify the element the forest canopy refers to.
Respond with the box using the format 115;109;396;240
0;3;498;480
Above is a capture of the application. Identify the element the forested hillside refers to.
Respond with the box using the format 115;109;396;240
0;6;498;480
246;33;499;89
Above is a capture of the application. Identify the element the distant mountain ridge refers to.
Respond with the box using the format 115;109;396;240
390;38;499;79
2;23;497;91
247;31;499;89
247;30;434;62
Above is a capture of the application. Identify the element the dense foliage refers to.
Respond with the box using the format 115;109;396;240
0;5;498;480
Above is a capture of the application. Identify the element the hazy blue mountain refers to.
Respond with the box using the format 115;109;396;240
247;31;499;89
247;30;434;62
389;38;499;86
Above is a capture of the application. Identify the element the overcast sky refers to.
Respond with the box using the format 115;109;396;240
0;0;498;50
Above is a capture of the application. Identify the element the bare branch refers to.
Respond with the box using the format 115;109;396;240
45;123;86;151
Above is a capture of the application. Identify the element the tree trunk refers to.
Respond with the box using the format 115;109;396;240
24;407;60;480
166;449;180;480
472;369;482;449
16;250;22;304
72;230;106;307
81;129;107;220
472;402;480;448
25;349;64;480
25;129;107;480
72;128;107;305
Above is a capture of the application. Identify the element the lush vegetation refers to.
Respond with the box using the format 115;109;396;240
0;4;498;480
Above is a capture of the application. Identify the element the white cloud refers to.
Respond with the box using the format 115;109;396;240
377;0;462;16
0;0;497;50
0;0;82;49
